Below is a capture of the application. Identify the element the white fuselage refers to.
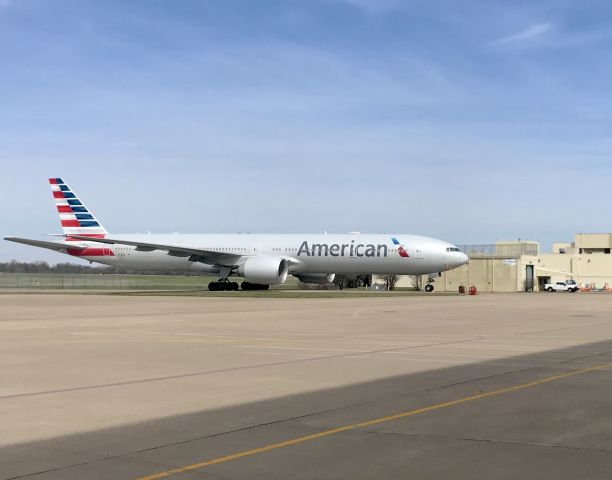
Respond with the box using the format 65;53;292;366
6;178;469;285
67;233;468;276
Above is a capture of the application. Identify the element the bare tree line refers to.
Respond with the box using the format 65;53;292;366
374;274;423;291
0;261;202;276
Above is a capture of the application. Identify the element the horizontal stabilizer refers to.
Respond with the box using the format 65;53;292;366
4;237;86;253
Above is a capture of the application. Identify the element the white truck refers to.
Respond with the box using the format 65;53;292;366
544;280;579;292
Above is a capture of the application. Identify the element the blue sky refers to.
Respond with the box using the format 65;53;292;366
1;0;611;262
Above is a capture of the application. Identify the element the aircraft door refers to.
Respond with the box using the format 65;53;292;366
525;265;534;292
407;245;424;259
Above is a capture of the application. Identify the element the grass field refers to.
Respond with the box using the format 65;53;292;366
0;272;222;290
0;273;454;297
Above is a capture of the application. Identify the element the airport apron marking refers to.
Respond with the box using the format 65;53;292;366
136;363;609;480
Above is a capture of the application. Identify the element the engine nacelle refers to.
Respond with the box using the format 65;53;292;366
238;257;289;285
294;273;336;284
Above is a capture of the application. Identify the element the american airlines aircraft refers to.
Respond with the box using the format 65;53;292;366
5;178;468;291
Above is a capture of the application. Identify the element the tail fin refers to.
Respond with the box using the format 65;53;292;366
49;178;108;238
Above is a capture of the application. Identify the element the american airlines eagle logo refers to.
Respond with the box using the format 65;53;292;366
391;238;410;257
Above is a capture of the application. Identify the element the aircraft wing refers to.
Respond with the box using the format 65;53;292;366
67;235;242;266
4;237;86;253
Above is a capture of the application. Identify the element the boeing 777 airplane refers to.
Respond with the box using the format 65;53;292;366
5;178;468;291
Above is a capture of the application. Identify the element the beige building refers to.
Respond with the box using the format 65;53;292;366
391;233;612;292
539;233;612;290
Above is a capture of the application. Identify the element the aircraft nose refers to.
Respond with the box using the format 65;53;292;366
446;250;469;268
443;246;469;269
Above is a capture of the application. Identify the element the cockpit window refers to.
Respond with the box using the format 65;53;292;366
446;247;461;252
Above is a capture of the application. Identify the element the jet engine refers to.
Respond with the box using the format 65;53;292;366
294;273;336;284
238;257;289;285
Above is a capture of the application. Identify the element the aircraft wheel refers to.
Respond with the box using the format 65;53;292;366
241;282;269;290
208;281;217;291
424;284;434;293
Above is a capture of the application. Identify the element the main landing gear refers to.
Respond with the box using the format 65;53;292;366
208;281;239;291
208;280;270;291
240;282;270;291
209;265;240;291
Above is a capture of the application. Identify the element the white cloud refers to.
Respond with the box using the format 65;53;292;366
490;22;553;47
489;22;612;50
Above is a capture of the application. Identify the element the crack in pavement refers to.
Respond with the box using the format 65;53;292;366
0;338;485;400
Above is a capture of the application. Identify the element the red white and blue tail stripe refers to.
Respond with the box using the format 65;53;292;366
49;178;108;238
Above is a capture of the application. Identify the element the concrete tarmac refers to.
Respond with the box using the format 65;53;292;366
1;293;611;479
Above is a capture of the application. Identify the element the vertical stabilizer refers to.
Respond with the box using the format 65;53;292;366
49;178;108;238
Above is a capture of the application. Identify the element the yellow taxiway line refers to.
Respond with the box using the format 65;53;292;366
136;363;609;480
